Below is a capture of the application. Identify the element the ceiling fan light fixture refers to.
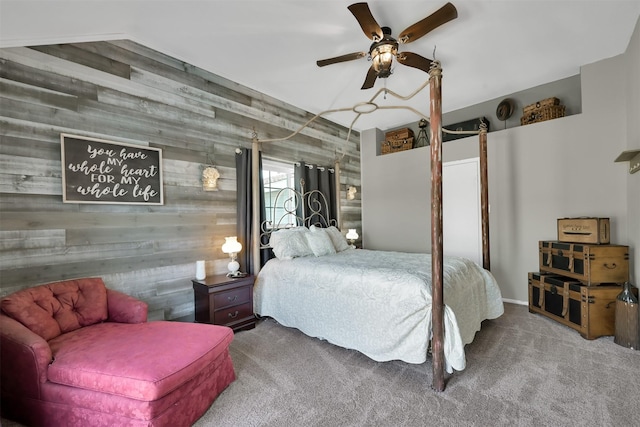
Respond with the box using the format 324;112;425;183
317;2;458;89
370;41;397;78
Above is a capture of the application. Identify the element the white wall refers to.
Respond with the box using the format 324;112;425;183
361;21;637;302
360;128;431;252
625;16;640;286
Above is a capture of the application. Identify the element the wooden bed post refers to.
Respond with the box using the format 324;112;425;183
251;138;261;275
334;159;342;229
428;60;445;392
479;123;490;271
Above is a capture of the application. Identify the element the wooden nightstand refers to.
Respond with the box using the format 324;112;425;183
192;274;256;331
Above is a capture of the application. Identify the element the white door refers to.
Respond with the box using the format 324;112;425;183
443;158;482;265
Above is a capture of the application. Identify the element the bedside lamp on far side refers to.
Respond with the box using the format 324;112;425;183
346;229;359;248
222;236;243;277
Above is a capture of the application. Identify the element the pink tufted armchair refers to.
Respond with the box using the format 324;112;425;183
0;278;236;426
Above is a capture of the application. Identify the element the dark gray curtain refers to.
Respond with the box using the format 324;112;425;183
235;148;271;274
294;162;337;227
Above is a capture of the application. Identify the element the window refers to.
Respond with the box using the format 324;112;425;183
262;159;296;228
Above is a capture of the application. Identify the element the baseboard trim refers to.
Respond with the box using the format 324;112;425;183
502;298;527;306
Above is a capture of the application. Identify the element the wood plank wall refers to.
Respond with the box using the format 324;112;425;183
0;40;361;320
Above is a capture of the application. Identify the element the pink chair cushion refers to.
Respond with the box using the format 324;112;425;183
0;278;108;341
47;321;234;401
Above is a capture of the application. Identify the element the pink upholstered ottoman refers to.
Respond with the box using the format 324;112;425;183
46;322;235;422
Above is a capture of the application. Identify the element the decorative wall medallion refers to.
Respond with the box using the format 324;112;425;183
496;98;515;121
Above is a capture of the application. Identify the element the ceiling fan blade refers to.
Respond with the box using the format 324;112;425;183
397;51;433;73
316;51;367;67
398;2;458;44
348;2;383;40
361;65;378;89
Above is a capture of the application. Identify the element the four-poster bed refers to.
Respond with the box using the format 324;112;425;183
247;61;500;391
252;183;503;374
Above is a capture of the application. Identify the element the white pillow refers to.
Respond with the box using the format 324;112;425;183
325;226;350;252
269;227;313;259
305;227;337;257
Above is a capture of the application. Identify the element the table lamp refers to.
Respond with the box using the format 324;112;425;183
221;236;243;277
346;229;359;248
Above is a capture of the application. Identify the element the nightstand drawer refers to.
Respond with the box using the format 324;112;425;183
214;301;254;325
213;286;252;309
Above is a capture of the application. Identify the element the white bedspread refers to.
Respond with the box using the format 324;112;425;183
254;249;504;373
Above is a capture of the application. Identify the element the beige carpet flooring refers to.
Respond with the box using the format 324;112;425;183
3;303;639;426
198;303;640;427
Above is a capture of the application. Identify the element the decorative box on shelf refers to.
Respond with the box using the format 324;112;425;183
385;127;414;141
520;97;565;125
557;217;610;245
381;127;414;154
381;138;414;154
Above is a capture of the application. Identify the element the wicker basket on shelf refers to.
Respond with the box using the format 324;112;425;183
521;97;565;125
381;127;415;155
381;137;414;154
523;97;560;114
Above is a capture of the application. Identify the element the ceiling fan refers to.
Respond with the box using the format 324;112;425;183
316;2;458;89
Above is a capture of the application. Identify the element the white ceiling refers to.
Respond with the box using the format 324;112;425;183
1;1;639;132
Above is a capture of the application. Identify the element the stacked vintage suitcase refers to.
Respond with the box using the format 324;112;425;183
528;218;631;339
381;127;414;155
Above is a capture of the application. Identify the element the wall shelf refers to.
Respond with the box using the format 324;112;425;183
615;149;640;174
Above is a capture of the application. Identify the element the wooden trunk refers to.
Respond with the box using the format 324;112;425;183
528;272;621;339
539;241;629;285
557;217;610;244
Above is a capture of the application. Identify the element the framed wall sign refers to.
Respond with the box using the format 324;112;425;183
61;133;164;205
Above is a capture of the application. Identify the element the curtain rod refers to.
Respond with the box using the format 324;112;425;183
246;154;335;174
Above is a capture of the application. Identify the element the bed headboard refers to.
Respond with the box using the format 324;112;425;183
260;181;337;249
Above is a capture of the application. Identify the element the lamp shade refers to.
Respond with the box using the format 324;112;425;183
222;236;242;254
346;229;359;240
